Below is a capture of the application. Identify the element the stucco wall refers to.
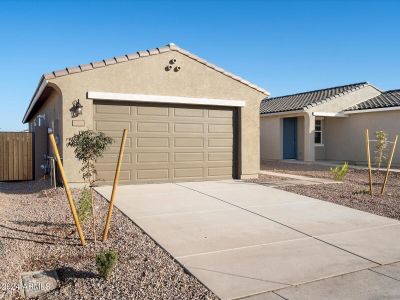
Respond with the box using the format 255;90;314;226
324;110;400;166
260;116;282;161
260;113;307;161
47;50;266;182
29;89;62;178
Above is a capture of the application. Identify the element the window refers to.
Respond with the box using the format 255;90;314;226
315;119;323;145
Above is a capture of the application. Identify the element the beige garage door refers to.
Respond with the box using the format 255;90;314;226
94;101;237;184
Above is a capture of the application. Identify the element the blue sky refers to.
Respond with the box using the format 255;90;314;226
1;0;399;131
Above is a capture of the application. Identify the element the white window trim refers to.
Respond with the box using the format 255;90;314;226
315;118;324;146
87;92;246;107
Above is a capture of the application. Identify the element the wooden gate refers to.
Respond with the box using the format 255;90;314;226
0;132;33;181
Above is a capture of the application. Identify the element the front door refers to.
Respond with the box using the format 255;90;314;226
283;117;297;159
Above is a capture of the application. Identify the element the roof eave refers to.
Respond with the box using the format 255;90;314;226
22;76;48;124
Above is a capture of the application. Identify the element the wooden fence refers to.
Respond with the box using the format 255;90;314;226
0;132;33;181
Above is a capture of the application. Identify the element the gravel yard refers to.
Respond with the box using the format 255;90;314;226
255;161;400;221
0;180;217;300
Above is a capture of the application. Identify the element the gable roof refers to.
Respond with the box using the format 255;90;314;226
46;43;269;95
260;82;370;114
345;89;400;111
23;43;269;123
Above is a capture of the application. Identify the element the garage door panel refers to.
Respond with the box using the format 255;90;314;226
174;137;204;147
137;106;169;116
137;137;170;148
208;109;233;118
95;104;131;115
208;124;233;133
208;152;232;161
174;123;204;133
137;169;169;180
175;152;204;162
94;101;236;184
174;168;203;178
137;152;169;163
208;166;232;176
174;108;204;117
208;138;232;147
95;121;131;131
137;122;169;132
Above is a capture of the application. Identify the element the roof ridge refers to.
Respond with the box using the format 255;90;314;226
42;43;269;95
264;82;368;102
383;89;400;93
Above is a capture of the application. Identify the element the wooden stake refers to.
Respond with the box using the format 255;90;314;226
102;129;128;242
381;135;398;195
365;129;373;196
49;133;86;246
90;186;97;245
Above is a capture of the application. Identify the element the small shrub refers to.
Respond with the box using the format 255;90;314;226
330;162;348;181
96;250;118;279
77;187;92;223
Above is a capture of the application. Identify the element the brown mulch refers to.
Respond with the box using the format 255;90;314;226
254;161;400;221
0;180;217;300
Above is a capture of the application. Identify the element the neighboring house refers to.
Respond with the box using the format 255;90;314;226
23;43;269;184
260;82;400;166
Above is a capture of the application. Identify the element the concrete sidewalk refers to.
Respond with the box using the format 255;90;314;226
95;181;400;300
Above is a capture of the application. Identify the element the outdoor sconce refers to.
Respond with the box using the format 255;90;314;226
70;99;83;118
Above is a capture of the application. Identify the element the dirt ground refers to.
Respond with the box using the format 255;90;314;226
256;161;400;221
0;180;216;300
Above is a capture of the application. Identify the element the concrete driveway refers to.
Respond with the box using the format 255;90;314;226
95;181;400;300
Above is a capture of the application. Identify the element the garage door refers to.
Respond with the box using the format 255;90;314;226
93;101;237;184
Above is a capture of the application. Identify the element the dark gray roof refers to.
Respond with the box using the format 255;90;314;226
260;82;369;114
345;90;400;111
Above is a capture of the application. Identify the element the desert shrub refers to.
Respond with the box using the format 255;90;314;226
330;162;348;181
96;250;118;279
77;187;92;223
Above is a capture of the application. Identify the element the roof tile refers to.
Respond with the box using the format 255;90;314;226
127;52;140;60
345;90;400;111
44;73;55;80
148;48;160;55
104;58;117;65
91;61;106;68
138;50;149;57
261;82;369;114
80;64;93;71
53;69;69;77
67;66;81;74
115;55;128;63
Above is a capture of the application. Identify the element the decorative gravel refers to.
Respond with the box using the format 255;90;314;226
0;180;217;300
256;161;400;221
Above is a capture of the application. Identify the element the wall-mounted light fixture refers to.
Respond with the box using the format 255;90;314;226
70;99;83;118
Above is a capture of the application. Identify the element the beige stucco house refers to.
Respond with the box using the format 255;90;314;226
260;82;400;166
23;43;269;184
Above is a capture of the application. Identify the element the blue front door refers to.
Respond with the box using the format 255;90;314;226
283;117;297;159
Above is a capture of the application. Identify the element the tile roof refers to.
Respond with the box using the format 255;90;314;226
345;89;400;111
43;43;269;95
260;82;369;114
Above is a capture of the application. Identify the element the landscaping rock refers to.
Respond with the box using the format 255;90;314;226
20;270;58;298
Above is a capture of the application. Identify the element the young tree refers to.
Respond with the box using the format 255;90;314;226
374;130;388;177
67;130;113;243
